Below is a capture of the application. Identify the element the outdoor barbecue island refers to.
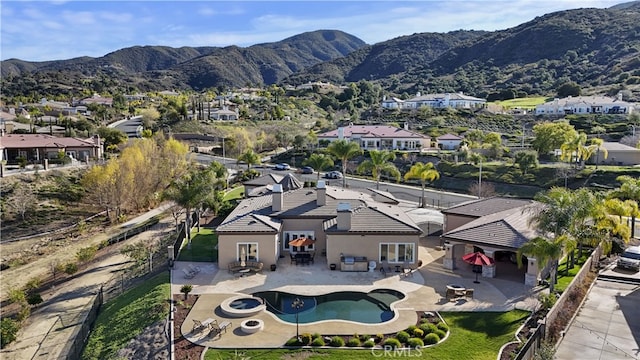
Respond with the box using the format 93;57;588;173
340;255;368;272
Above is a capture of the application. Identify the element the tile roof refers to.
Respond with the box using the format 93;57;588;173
601;142;640;152
217;186;420;234
0;134;97;149
407;93;486;102
317;125;429;140
243;173;284;186
442;206;539;250
437;133;463;140
442;197;533;217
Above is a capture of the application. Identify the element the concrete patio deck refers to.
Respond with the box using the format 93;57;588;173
171;237;543;349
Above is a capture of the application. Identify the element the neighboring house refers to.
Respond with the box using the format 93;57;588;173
210;107;239;121
382;92;486;110
77;94;113;107
0;120;31;134
35;125;66;135
243;173;304;198
436;133;464;150
535;93;635;115
588;142;640;166
0;133;102;163
440;197;544;285
317;123;430;151
216;181;422;270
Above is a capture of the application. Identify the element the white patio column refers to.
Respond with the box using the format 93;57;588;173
525;257;539;286
443;242;455;270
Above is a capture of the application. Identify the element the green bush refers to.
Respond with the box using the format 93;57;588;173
26;293;43;306
76;245;98;263
407;337;424;348
300;333;312;345
434;329;447;339
420;323;438;334
359;334;369;342
436;322;449;332
395;330;410;343
363;339;375;348
285;337;302;346
424;333;440;345
383;338;402;349
311;337;325;347
329;336;345;347
405;324;417;333
346;338;361;347
375;333;385;343
412;328;424;338
1;318;19;348
312;332;321;340
64;262;78;275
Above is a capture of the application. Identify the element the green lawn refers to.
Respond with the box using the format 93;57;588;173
205;310;529;360
555;251;590;293
81;273;170;360
491;97;548;109
224;186;245;201
177;227;218;262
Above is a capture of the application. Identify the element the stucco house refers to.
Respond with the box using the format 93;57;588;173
440;197;545;286
382;92;486;110
0;133;102;163
436;133;464;150
535;94;635;115
317;124;430;151
588;142;640;166
216;181;422;271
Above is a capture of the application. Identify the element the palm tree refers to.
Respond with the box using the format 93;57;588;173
560;132;588;168
517;236;567;293
326;140;362;187
610;175;640;238
357;150;400;190
404;162;440;208
588;138;608;169
303;153;334;181
237;149;261;170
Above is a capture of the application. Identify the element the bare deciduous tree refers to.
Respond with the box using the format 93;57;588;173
8;184;37;220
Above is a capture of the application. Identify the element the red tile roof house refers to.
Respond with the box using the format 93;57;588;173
440;197;549;286
0;134;102;165
317;124;430;151
436;133;464;150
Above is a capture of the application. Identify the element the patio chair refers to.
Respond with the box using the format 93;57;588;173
182;268;196;279
188;264;201;274
290;253;297;265
192;319;206;332
208;320;233;337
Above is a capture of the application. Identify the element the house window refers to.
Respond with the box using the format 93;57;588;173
238;243;258;261
282;231;315;251
379;243;415;263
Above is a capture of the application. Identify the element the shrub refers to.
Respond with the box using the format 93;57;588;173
346;338;361;347
16;306;30;322
64;262;78;275
436;322;449;332
359;334;369;342
311;337;325;347
375;333;385;343
424;333;440;345
24;277;41;292
406;324;417;333
329;336;345;347
180;284;193;300
26;293;43;306
300;333;312;345
407;337;424;348
1;318;19;348
285;337;301;346
420;323;438;334
312;332;322;340
412;328;424;338
363;339;375;348
395;330;410;343
76;245;97;263
434;329;447;339
383;338;402;349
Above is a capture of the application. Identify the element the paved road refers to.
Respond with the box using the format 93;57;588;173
109;115;143;138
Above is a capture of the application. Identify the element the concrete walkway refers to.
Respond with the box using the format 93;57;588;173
172;237;542;349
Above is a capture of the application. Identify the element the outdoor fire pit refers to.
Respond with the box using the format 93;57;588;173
240;319;264;334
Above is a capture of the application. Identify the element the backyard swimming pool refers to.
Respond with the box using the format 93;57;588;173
252;289;404;324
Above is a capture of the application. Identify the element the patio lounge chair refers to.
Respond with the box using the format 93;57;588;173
188;264;201;274
182;268;196;279
208;319;233;337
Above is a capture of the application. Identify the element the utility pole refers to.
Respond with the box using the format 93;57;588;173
478;160;482;198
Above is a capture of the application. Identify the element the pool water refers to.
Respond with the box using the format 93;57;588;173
253;289;404;324
229;298;262;310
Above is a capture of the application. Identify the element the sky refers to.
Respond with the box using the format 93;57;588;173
0;0;627;62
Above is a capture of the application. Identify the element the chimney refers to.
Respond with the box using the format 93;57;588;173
316;180;326;206
272;184;283;211
336;202;352;231
404;122;409;130
338;127;344;140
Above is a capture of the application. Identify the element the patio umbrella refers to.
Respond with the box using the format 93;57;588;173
240;247;246;268
462;252;495;283
288;237;315;247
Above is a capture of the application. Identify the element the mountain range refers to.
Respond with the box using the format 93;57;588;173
2;2;640;99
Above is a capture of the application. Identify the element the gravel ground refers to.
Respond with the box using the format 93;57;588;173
116;321;169;360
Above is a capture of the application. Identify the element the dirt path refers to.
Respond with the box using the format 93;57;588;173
0;205;177;360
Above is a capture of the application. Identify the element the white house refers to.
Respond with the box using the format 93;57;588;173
535;94;635;115
382;92;486;110
317;123;430;151
436;133;464;150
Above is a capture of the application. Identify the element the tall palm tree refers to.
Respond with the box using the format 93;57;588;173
237;149;261;170
303;153;334;181
357;150;400;190
404;162;440;208
560;132;588;168
517;236;568;293
326;140;362;187
588;138;608;169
